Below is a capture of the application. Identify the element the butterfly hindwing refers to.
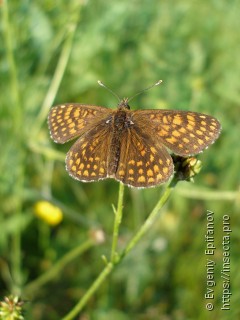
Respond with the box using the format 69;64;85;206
115;125;173;187
66;120;113;182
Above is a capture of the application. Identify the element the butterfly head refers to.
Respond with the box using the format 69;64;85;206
118;98;130;110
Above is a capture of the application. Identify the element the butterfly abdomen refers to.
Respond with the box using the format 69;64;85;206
108;109;133;175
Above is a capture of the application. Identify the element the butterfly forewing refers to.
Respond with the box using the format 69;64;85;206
48;104;112;143
133;110;221;156
115;126;173;187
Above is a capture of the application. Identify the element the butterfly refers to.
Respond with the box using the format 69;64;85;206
48;83;221;188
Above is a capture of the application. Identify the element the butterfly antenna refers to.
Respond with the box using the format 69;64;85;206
128;80;163;103
98;80;121;102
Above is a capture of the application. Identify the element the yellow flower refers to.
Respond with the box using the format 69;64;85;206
34;201;63;226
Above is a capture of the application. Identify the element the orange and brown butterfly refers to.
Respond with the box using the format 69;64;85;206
48;81;221;188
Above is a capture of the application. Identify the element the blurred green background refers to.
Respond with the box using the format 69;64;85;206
1;0;240;319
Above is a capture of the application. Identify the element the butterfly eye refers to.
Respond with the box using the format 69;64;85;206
105;118;112;124
124;118;134;128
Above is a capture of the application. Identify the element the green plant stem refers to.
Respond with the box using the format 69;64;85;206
28;141;66;162
2;0;23;294
121;182;173;258
111;182;124;262
2;0;21;128
176;186;238;201
62;182;174;319
32;3;82;138
24;239;94;296
62;262;114;320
